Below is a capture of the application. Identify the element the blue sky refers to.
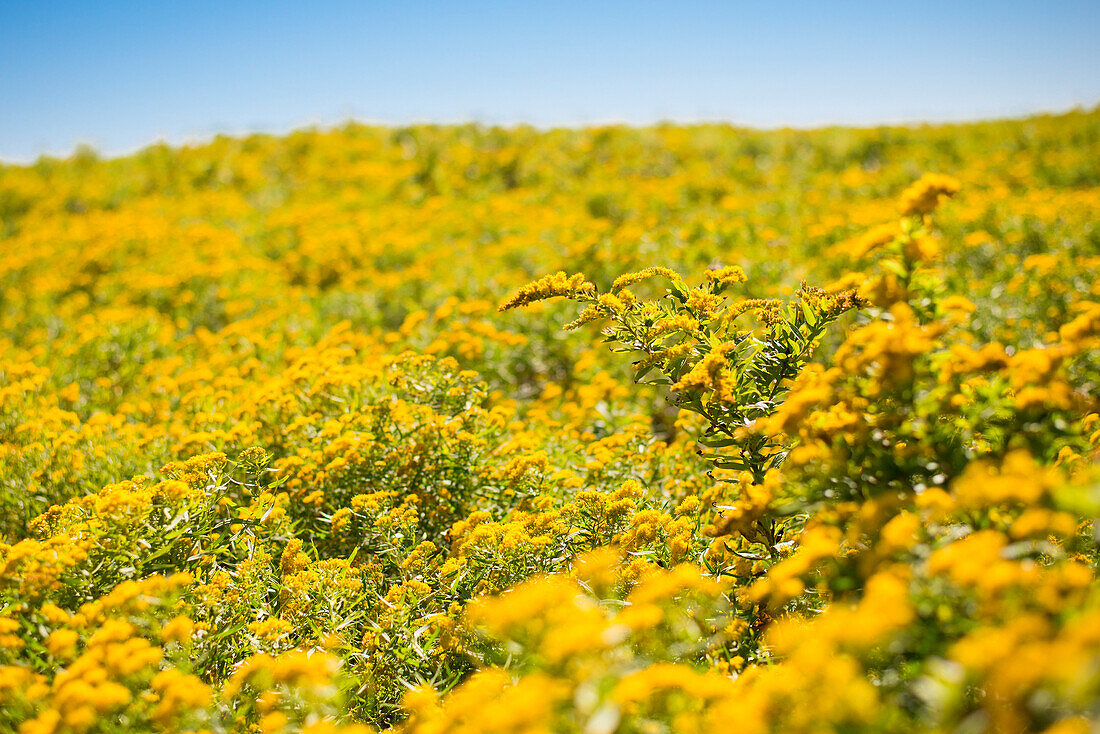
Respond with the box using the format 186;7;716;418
2;1;1099;162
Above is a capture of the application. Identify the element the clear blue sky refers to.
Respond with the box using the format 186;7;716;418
2;1;1099;162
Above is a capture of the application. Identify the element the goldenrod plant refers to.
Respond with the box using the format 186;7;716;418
500;263;864;568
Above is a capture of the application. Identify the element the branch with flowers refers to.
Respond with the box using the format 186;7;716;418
501;266;863;482
500;264;864;559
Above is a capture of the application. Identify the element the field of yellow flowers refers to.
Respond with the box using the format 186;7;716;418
2;108;1099;733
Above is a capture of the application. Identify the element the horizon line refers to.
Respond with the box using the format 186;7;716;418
4;100;1099;167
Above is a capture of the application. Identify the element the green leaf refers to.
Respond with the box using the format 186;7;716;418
800;301;818;328
700;434;740;448
633;363;658;382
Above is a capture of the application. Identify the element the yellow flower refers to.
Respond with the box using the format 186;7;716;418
499;271;596;311
160;615;194;645
45;629;79;659
898;173;961;216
